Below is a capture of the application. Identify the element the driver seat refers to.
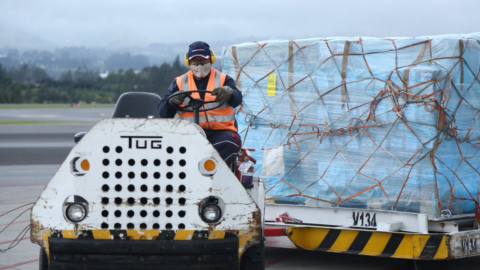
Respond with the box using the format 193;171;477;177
112;92;161;118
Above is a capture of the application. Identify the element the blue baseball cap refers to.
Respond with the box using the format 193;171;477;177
188;41;211;60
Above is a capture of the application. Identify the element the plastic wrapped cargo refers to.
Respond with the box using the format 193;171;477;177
221;33;480;218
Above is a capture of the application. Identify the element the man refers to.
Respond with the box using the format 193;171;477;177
158;41;242;168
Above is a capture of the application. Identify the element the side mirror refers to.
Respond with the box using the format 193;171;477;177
74;132;87;143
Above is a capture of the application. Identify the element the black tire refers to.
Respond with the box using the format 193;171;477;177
39;248;48;270
240;244;265;270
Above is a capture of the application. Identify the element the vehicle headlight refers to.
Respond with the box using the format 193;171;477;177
199;196;224;224
66;203;87;222
201;204;222;223
63;195;88;223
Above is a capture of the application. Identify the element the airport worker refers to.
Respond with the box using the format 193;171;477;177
158;41;242;168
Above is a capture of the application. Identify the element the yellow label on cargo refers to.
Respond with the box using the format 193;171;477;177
267;74;276;96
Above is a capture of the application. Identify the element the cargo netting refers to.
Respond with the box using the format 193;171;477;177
221;33;480;218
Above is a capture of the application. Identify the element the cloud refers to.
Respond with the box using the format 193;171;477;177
1;0;479;48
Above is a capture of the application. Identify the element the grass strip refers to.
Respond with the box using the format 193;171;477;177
0;120;95;125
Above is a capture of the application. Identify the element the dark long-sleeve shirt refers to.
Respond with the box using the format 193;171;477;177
158;73;242;119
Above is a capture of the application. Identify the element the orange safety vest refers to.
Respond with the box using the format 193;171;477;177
175;68;237;132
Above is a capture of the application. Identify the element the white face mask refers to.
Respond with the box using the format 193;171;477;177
190;63;212;79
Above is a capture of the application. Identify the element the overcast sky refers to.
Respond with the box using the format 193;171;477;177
1;0;479;49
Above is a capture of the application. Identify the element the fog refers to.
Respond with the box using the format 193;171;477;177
1;0;480;50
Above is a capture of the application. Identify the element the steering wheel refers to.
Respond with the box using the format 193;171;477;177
166;90;224;112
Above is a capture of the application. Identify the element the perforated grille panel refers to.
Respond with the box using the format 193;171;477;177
99;144;189;230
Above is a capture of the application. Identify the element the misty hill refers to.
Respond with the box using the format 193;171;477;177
0;26;55;50
0;39;246;79
0;45;180;79
0;23;262;79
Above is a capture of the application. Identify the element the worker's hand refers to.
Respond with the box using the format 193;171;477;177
168;94;184;108
211;86;233;104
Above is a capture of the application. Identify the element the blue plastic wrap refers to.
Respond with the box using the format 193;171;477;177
222;33;480;218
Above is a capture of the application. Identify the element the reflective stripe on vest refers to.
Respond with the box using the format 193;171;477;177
175;68;237;132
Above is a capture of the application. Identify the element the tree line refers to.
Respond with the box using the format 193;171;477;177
0;56;188;104
1;46;181;79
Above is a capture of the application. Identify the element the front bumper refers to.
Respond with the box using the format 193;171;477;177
48;234;239;270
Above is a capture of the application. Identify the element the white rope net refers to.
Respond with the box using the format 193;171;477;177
221;33;480;217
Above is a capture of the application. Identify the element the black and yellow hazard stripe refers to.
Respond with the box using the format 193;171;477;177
286;227;450;259
50;229;233;240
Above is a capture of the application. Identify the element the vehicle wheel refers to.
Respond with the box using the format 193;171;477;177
39;248;48;270
240;244;264;270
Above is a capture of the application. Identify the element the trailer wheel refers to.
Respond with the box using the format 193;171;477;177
39;248;48;270
240;244;264;270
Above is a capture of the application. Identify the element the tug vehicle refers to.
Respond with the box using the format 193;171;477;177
30;91;265;270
